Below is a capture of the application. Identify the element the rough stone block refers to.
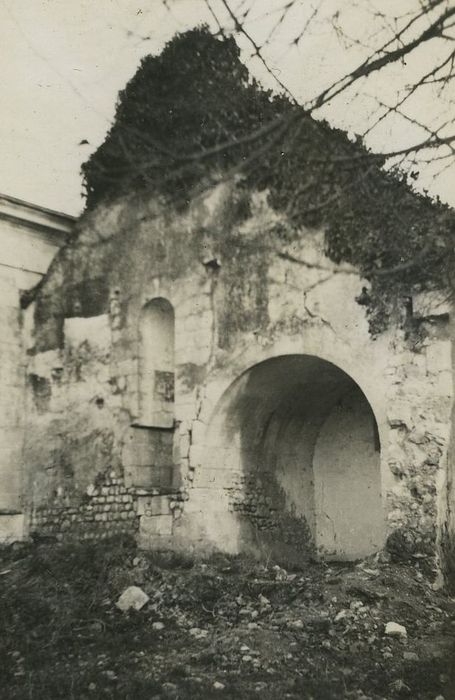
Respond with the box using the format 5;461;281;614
190;420;206;445
137;495;171;517
426;341;452;375
116;586;149;612
193;468;232;489
140;514;173;537
189;444;204;468
130;465;173;490
176;432;190;460
182;487;220;514
0;513;25;543
175;401;198;422
387;401;414;430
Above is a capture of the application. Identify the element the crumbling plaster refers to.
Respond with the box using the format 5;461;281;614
0;194;73;542
22;183;454;575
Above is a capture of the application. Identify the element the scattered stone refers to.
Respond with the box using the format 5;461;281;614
189;627;208;639
335;610;348;622
162;681;178;696
376;550;392;564
305;615;331;631
403;651;419;661
3;535;451;699
360;567;380;576
287;619;304;629
389;679;411;695
385;622;407;638
273;565;288;581
116;586;149;612
347;584;385;602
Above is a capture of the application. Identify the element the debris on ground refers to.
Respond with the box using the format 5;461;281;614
385;622;408;638
116;585;149;612
0;536;454;699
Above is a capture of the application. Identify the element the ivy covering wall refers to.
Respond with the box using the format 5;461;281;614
82;27;455;334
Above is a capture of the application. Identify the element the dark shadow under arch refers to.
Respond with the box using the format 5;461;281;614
205;354;384;563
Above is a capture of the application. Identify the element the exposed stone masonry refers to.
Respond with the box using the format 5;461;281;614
18;183;455;581
31;469;139;540
226;474;278;527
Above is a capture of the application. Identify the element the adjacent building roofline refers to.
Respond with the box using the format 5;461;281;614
0;192;76;239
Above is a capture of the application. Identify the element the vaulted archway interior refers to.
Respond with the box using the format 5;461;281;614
206;355;384;561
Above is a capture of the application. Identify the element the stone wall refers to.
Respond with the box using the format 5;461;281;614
0;194;73;542
21;184;455;578
30;467;137;541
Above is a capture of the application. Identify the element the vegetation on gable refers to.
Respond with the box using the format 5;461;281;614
82;28;289;209
82;27;454;335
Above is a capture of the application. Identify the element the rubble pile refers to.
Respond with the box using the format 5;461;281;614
0;538;454;699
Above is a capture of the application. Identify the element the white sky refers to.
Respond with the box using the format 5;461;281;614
1;0;454;216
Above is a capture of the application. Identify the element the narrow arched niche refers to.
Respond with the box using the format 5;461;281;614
125;297;175;492
204;354;384;562
138;297;175;428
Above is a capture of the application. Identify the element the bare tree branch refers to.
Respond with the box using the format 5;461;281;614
219;0;299;103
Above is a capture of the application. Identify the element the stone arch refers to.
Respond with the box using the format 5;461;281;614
200;354;385;562
138;297;175;428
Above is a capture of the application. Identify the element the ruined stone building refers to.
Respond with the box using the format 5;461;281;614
2;30;455;585
12;180;455;580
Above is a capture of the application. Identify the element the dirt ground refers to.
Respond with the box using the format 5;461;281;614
0;536;454;700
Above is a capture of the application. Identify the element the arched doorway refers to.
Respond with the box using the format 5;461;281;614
204;354;384;562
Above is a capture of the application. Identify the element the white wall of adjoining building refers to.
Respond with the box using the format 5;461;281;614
0;194;74;541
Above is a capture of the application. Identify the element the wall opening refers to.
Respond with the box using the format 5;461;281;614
204;355;384;562
138;297;175;429
125;298;175;493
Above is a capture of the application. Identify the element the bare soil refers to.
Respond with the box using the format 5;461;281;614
0;536;454;699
